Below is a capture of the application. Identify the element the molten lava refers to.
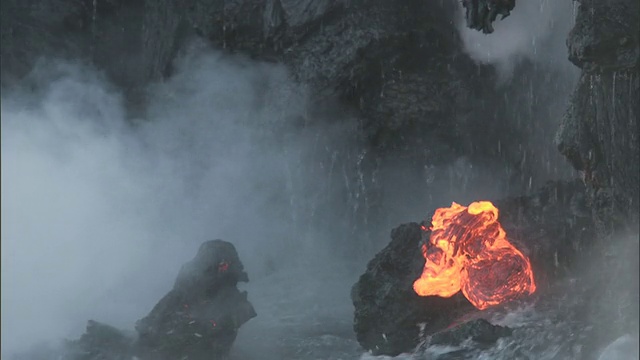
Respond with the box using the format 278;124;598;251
413;201;536;310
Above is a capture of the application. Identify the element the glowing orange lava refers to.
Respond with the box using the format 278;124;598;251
413;201;536;310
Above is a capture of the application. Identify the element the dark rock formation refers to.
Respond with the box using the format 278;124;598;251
556;0;640;352
462;0;515;34
0;1;575;218
556;0;640;234
351;180;596;356
135;240;256;360
554;0;639;345
64;240;256;360
351;222;475;356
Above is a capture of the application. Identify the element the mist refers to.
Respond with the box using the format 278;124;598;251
0;42;359;357
455;0;578;76
0;36;514;359
2;2;634;358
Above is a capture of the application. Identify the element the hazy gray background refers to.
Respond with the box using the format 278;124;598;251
1;0;605;358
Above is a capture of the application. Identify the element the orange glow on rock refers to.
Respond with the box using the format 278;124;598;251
413;201;536;310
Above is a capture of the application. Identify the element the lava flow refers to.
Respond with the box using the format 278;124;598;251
413;201;536;310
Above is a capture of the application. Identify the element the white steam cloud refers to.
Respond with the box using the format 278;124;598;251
455;0;578;74
1;43;349;357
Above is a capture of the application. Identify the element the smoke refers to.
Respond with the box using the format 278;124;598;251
455;0;578;76
0;42;356;357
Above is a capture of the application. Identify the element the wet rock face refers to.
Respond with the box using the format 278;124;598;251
1;1;580;265
557;0;640;232
552;0;639;348
567;0;639;72
0;0;571;200
65;240;256;360
351;180;596;356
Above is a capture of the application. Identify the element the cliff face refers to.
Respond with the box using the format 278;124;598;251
4;0;633;255
0;1;570;170
554;0;640;342
557;0;640;234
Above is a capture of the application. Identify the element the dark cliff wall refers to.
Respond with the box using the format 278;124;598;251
1;0;587;257
553;0;639;342
556;0;640;235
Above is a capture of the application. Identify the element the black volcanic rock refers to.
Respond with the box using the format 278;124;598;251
64;240;256;360
556;0;640;233
135;240;256;360
462;0;515;34
556;0;639;347
0;0;573;205
493;180;596;287
351;180;596;356
566;0;639;72
351;222;474;356
0;1;582;269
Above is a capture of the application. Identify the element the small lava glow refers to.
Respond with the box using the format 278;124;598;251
413;201;536;310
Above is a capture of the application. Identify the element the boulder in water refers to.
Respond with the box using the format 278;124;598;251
351;180;596;356
65;239;256;360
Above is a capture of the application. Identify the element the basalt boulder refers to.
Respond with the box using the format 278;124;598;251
64;239;256;360
135;239;257;360
351;221;475;356
351;180;596;356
